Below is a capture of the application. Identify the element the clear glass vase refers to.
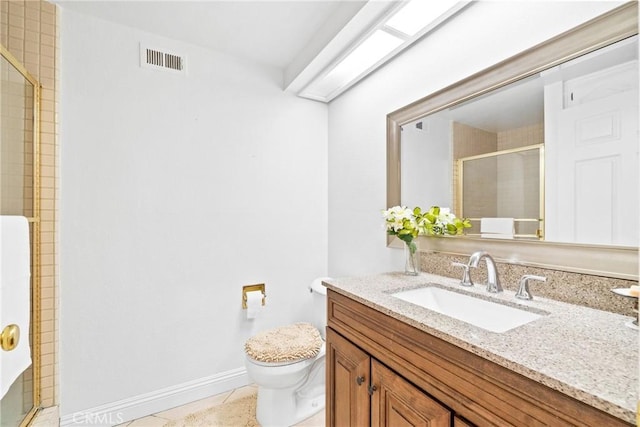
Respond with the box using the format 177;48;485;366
404;241;419;276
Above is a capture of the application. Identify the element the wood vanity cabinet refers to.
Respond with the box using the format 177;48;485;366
327;327;450;427
326;289;632;427
326;327;370;426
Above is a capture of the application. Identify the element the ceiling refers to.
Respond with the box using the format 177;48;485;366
54;0;369;70
54;1;475;101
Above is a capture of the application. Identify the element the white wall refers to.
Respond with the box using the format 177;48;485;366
59;9;328;419
327;1;622;277
401;116;451;209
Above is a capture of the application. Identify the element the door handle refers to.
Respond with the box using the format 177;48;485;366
356;376;365;386
1;324;20;352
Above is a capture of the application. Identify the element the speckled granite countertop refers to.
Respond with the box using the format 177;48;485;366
324;272;638;424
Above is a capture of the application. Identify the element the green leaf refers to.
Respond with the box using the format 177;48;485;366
423;223;436;235
398;234;413;245
446;223;457;233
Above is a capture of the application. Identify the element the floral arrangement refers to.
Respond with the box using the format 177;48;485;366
382;205;471;253
417;206;472;237
382;206;421;253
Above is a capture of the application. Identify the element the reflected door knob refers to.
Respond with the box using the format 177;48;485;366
1;324;20;351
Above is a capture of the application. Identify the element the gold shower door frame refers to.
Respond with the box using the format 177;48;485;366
0;44;42;427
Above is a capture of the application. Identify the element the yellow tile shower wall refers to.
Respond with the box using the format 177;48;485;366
0;70;31;214
1;0;58;408
496;123;544;228
452;122;545;222
451;122;497;217
497;122;544;150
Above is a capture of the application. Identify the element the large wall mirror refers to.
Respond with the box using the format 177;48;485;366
387;3;638;279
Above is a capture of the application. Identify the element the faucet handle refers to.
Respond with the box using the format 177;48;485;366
451;262;474;287
515;275;546;300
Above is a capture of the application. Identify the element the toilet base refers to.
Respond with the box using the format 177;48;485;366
254;355;326;427
256;384;325;427
293;388;325;425
295;382;325;423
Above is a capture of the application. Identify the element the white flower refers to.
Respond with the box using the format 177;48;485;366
390;219;405;232
383;206;418;234
437;207;455;225
383;205;412;221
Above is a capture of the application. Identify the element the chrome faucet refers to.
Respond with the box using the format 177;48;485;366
451;262;474;287
468;251;503;293
515;275;546;300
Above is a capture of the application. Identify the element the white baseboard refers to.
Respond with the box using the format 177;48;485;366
60;368;250;426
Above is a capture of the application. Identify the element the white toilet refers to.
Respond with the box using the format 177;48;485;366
244;278;328;427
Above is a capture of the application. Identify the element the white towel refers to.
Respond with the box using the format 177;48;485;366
0;216;32;399
480;218;515;236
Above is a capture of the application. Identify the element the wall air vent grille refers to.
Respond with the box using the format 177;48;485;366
140;44;186;74
164;53;183;71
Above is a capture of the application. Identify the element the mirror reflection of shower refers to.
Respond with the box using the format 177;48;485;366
400;35;638;246
458;146;543;239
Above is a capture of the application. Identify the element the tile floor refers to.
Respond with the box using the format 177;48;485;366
30;407;60;427
116;385;325;427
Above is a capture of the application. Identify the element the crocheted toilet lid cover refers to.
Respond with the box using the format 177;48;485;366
245;322;322;363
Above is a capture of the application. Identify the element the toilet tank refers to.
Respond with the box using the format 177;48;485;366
309;278;329;339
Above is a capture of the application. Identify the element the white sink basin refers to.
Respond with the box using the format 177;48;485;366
391;286;544;333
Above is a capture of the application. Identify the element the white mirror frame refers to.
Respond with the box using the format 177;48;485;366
387;2;638;280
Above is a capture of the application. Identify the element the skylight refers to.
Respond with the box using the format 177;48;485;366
385;0;462;36
296;1;470;102
303;30;404;98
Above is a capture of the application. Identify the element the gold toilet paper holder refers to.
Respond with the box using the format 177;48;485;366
242;283;266;309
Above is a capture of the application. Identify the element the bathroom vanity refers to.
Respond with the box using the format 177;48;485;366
324;273;637;426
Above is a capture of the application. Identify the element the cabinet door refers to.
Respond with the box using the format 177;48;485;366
454;415;475;427
326;327;371;426
371;360;450;427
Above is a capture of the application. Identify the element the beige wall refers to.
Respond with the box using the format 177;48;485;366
497;122;544;150
1;0;58;408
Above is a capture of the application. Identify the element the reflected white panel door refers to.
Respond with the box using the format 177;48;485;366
556;69;638;246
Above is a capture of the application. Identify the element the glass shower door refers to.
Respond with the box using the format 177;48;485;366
0;46;40;427
458;144;544;239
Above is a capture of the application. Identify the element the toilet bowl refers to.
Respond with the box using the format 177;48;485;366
245;340;325;426
244;279;328;427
